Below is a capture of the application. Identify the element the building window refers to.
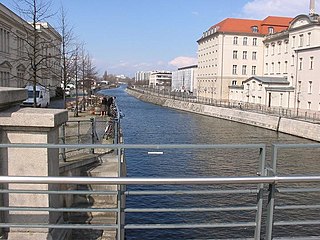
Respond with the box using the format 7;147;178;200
265;45;269;56
0;28;10;53
280;93;283;106
310;57;314;69
252;26;258;33
232;80;237;85
299;34;304;47
271;62;275;74
233;37;238;45
233;50;238;59
284;61;288;73
285;41;289;53
299;58;303;70
271;44;275;55
243;37;248;45
265;63;269;74
242;65;247;75
268;27;274;34
292;36;296;48
259;84;262;91
291;55;295;66
252;51;257;60
308;101;311;110
232;65;237;75
243;51;247;60
307;32;311;46
308;81;312;94
252;66;257;75
0;71;10;87
277;62;281;74
253;38;257;46
298;81;302;93
278;42;281;54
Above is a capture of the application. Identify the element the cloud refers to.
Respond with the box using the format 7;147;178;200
133;62;152;68
242;0;314;18
168;56;197;68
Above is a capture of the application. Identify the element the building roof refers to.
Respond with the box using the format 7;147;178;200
178;65;198;70
262;16;293;27
207;16;292;36
243;76;290;84
265;86;295;92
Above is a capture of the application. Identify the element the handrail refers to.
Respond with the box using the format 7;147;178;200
0;175;320;185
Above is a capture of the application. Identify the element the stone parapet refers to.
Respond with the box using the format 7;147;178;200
0;107;68;128
0;87;27;110
0;90;68;239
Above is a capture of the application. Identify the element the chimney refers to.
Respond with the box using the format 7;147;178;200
310;0;315;16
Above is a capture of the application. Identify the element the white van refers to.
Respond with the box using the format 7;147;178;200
22;85;50;108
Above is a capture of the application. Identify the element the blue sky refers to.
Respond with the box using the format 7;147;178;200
2;0;314;77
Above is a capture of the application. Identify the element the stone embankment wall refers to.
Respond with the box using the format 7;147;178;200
127;88;320;142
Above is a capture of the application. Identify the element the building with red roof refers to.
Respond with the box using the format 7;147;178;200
197;16;292;101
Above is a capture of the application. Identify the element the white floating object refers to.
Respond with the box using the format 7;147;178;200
148;151;164;155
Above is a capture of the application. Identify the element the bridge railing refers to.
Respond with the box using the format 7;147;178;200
0;143;320;240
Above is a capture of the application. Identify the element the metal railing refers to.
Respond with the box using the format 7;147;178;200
1;143;320;239
59;100;122;161
131;86;320;123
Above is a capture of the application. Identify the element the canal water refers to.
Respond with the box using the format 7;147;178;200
100;86;320;239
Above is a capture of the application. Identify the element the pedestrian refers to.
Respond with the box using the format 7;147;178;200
106;96;114;116
100;96;107;116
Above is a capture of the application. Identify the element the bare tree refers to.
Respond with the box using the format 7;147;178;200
12;0;60;107
80;51;98;110
58;5;75;109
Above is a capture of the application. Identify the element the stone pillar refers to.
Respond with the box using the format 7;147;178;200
0;90;68;239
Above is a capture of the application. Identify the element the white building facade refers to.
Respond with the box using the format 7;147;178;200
171;65;198;95
135;71;151;83
232;12;320;112
0;3;61;96
197;17;292;101
149;71;172;88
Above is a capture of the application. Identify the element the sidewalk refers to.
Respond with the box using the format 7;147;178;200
62;108;119;240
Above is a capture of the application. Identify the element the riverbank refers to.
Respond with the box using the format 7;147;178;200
126;88;320;142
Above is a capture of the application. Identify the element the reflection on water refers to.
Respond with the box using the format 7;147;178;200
100;86;320;239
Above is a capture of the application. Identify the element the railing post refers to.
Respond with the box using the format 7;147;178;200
90;117;95;154
60;123;66;162
266;145;278;240
266;183;276;240
77;121;80;144
114;118;119;145
254;146;266;239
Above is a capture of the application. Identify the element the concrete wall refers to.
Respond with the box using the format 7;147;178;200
127;88;320;142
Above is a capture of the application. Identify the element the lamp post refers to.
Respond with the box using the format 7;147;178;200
74;49;79;117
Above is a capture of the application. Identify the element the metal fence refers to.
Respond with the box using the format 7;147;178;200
59;101;122;161
0;143;320;239
132;86;320;123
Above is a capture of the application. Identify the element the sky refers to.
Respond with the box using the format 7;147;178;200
1;0;316;77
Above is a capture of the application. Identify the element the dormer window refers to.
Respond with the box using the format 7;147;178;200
252;26;259;33
268;27;274;34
